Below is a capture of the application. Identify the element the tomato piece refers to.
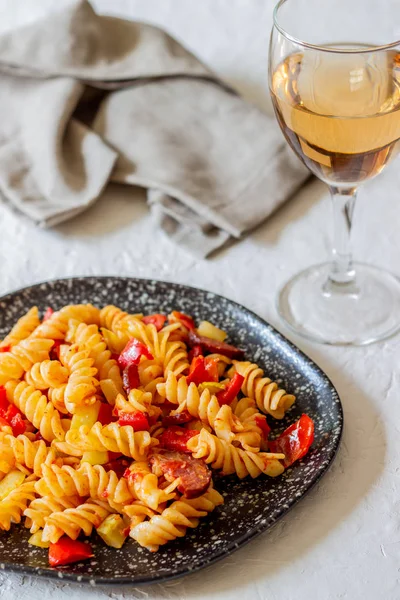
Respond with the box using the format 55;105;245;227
9;412;26;436
118;339;153;369
217;373;244;405
48;537;93;567
142;314;167;331
97;403;115;426
4;404;19;421
159;426;198;453
188;330;244;359
269;414;314;467
255;415;271;439
110;353;120;363
162;410;192;427
43;307;54;321
169;311;195;331
118;410;149;431
0;345;11;353
122;364;140;394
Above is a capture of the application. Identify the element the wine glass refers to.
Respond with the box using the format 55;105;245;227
269;0;400;345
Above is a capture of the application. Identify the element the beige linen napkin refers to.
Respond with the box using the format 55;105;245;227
0;0;309;257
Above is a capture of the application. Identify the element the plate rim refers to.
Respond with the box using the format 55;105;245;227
0;275;343;586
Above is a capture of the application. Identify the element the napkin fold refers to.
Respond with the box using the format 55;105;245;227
0;0;309;256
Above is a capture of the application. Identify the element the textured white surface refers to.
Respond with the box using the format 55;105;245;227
0;1;400;599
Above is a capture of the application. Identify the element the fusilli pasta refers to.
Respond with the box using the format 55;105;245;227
0;307;40;349
0;302;312;566
130;488;224;551
231;361;295;419
187;429;285;478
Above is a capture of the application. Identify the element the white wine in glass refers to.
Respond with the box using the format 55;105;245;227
269;0;400;345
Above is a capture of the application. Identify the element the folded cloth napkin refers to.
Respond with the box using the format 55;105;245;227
0;0;309;257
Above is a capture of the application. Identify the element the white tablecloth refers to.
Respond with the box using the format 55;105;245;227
1;1;400;599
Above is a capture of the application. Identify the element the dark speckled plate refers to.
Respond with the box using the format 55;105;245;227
0;277;342;586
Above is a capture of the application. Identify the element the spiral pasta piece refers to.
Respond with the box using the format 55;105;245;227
158;374;242;443
24;495;81;533
67;321;123;405
0;338;54;385
65;422;153;460
120;318;160;357
123;501;158;528
156;371;190;406
231;361;295;419
125;462;178;511
233;396;268;436
31;304;100;340
47;385;69;414
130;487;224;551
42;500;112;543
99;305;130;332
138;359;163;387
35;462;134;507
61;344;99;411
0;307;40;349
187;429;285;479
0;480;37;531
162;340;190;377
0;434;58;477
5;380;68;442
115;389;161;422
25;360;69;390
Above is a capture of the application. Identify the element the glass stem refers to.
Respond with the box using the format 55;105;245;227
328;186;357;285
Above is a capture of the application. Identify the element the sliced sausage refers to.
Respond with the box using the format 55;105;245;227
150;450;212;499
188;331;244;359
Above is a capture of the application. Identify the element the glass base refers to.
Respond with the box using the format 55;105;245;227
278;262;400;346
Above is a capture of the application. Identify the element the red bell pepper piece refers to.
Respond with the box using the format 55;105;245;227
48;537;93;567
142;314;167;331
159;426;198;453
122;364;140;394
188;344;203;362
0;345;11;353
255;415;271;439
0;386;8;415
169;311;196;331
162;410;192;427
186;356;219;386
50;339;63;361
204;357;219;382
8;411;26;436
186;356;208;385
97;403;115;425
188;330;244;359
43;307;54;321
118;339;153;369
0;387;26;435
118;410;149;431
269;414;314;468
217;373;244;405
